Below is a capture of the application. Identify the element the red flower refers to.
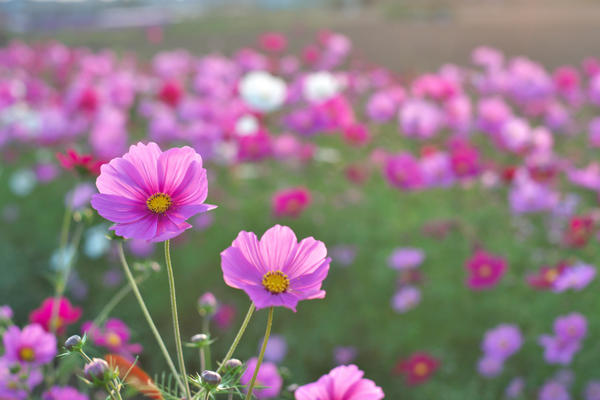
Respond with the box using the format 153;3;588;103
56;149;103;176
157;80;183;108
526;262;570;290
563;216;594;247
105;354;162;400
395;352;439;385
29;297;82;335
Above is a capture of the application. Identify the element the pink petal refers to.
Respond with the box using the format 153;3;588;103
259;225;297;272
285;236;327;279
91;194;146;223
121;142;161;194
231;231;268;273
158;146;203;194
112;215;158;241
221;247;264;288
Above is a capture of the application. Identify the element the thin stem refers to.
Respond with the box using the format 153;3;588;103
245;307;274;400
200;348;206;371
93;272;149;327
202;317;212;371
217;303;256;374
117;242;185;394
164;240;192;400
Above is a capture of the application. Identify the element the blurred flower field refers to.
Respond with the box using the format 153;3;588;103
1;19;600;400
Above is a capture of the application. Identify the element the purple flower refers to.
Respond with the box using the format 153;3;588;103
553;264;596;292
261;334;287;363
3;324;57;366
0;358;43;399
584;381;600;400
391;286;421;313
509;178;559;214
388;248;425;270
334;346;357;365
554;313;587;342
482;324;523;361
539;380;570;400
65;183;96;211
42;386;89;400
399;99;443;139
330;245;356;267
240;358;282;399
506;377;525;398
477;356;503;378
539;335;581;365
0;305;13;320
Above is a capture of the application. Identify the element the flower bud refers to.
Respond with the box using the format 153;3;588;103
223;358;243;371
197;293;217;317
190;333;210;348
84;358;110;382
64;335;83;351
201;370;221;387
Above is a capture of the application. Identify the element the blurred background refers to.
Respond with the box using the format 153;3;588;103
2;1;600;399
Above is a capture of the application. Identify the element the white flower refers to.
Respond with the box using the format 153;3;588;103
9;169;36;197
239;71;286;113
234;114;260;136
303;71;341;103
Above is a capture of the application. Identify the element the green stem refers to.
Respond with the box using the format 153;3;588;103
217;303;255;374
164;240;192;400
117;242;186;394
202;317;212;371
93;272;149;326
245;307;274;400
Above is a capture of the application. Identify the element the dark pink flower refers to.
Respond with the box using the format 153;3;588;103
465;250;507;290
29;297;82;334
272;187;311;218
82;319;142;360
395;352;439;386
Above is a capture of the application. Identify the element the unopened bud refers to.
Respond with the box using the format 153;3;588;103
201;370;221;387
198;293;217;317
223;358;243;370
84;358;110;382
65;335;82;351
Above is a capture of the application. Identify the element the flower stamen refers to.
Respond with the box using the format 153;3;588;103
147;193;172;214
262;271;289;294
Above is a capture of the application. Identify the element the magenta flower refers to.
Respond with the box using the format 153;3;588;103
220;225;330;312
240;358;282;399
465;250;507;290
295;364;384;400
384;153;424;190
91;142;216;242
272;187;312;218
42;386;89;400
3;324;57;366
29;297;82;335
82;318;142;360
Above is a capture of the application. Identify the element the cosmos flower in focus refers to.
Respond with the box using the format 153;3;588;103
295;364;384;400
220;225;330;312
91;142;216;242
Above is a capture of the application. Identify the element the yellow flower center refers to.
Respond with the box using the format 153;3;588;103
479;264;492;278
107;332;122;347
262;271;289;294
414;362;429;376
544;269;558;282
146;193;172;214
19;347;35;362
50;317;63;331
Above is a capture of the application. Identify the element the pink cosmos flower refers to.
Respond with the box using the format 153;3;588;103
295;364;384;400
3;324;57;366
82;319;143;360
91;142;216;242
42;386;89;400
0;358;43;399
384;153;424;190
240;358;282;399
220;225;330;312
465;250;507;290
29;297;82;335
272;187;312;218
